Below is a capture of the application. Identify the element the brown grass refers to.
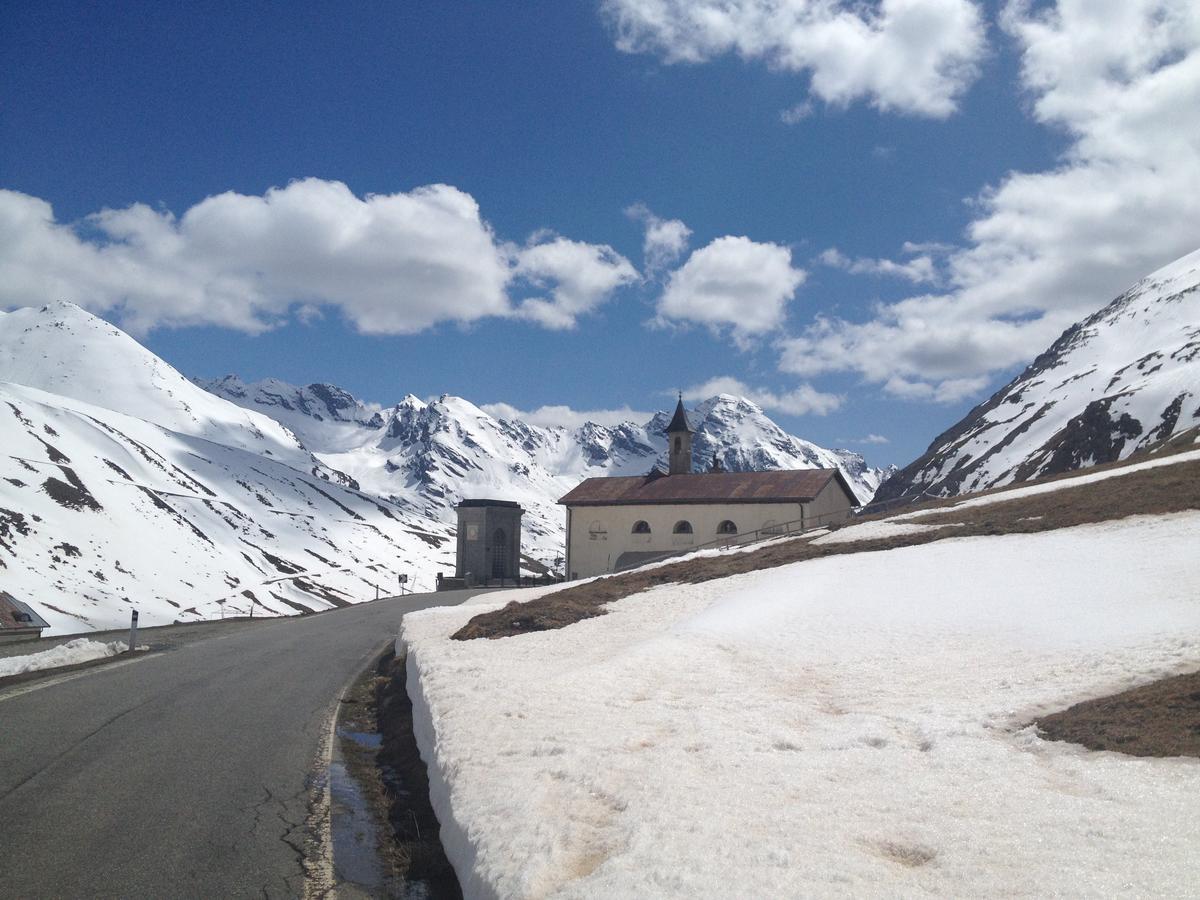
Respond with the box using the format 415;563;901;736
453;454;1200;641
1036;670;1200;759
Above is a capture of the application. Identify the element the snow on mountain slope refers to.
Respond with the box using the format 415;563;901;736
876;247;1200;504
201;374;386;453
0;302;313;465
0;381;455;634
201;378;891;563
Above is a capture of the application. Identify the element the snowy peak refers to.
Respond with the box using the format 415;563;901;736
876;246;1200;503
0;302;311;463
199;375;385;453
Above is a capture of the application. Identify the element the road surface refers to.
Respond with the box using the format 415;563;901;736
0;589;483;898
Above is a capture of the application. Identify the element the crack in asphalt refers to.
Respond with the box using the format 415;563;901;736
0;695;158;804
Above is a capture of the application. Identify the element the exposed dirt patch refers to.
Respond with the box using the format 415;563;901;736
1036;670;1200;759
337;649;461;897
41;467;102;512
454;455;1200;640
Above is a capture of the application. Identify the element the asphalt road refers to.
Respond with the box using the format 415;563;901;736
0;589;483;899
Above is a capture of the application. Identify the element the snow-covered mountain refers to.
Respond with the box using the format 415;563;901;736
876;247;1200;504
0;304;456;634
200;378;891;561
0;301;886;634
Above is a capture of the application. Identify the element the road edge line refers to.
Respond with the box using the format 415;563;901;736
0;652;161;704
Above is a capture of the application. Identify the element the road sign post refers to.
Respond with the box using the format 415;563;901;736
128;610;138;653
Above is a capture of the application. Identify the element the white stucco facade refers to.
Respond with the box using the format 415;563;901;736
564;477;854;579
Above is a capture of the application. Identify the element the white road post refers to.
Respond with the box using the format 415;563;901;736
128;609;138;653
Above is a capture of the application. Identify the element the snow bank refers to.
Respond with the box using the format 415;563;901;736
0;637;128;677
402;513;1200;898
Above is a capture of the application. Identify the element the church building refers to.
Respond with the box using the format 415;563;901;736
558;397;859;579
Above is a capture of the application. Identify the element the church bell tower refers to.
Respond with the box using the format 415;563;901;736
664;394;695;475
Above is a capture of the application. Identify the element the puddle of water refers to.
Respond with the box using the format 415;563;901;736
330;727;409;898
341;728;384;751
331;727;437;899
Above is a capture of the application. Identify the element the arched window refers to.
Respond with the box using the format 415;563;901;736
673;520;693;534
717;520;737;535
674;436;681;452
631;521;651;534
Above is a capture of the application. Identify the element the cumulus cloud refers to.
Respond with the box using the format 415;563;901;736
480;402;652;430
682;375;842;416
854;434;891;445
625;203;692;274
513;236;638;329
601;0;987;117
657;236;806;345
0;179;636;335
818;247;940;284
781;0;1200;402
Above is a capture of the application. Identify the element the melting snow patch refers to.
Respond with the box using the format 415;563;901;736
811;520;949;544
0;637;129;677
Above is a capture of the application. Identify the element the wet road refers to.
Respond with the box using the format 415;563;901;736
0;590;481;899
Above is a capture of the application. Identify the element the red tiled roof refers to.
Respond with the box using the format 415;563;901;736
558;469;849;506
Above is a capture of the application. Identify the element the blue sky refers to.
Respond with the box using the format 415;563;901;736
2;1;1197;466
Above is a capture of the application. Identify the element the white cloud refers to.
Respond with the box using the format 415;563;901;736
480;402;652;430
781;0;1200;403
0;179;636;335
513;236;637;330
682;375;842;416
625;203;692;273
657;236;806;345
779;100;815;124
601;0;987;117
856;433;891;445
818;247;940;284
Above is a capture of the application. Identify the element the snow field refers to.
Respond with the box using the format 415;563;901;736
402;513;1200;898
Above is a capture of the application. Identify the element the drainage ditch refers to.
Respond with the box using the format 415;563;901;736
331;648;461;898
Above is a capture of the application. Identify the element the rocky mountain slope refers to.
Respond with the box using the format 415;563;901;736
200;379;892;561
875;247;1200;504
0;305;455;634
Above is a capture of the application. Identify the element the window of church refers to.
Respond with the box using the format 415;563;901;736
673;520;693;534
717;520;737;535
632;521;651;534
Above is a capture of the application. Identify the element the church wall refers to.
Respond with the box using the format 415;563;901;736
566;501;807;579
806;479;858;527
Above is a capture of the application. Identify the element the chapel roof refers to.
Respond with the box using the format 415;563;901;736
558;468;852;506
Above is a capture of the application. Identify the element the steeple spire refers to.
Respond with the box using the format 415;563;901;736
663;393;695;475
665;393;693;434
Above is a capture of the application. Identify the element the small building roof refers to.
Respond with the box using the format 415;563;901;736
456;499;523;510
558;468;854;507
664;396;694;434
0;591;50;631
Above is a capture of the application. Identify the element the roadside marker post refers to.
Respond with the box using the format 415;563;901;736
128;610;138;653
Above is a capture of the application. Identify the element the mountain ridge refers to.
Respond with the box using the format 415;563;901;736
199;376;894;561
875;247;1200;504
